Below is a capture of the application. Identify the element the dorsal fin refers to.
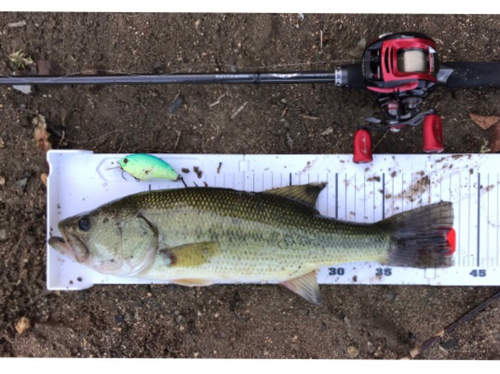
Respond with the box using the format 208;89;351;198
263;182;327;207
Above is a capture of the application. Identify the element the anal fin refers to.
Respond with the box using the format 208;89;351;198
281;270;322;305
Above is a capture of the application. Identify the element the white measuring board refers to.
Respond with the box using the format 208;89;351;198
46;150;500;290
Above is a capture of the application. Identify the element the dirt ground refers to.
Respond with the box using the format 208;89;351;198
0;13;500;359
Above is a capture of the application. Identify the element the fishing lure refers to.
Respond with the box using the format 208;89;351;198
118;154;186;186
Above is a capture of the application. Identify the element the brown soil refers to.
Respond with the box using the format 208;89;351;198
1;13;500;358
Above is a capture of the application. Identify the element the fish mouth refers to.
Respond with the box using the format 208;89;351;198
51;224;90;263
48;236;75;259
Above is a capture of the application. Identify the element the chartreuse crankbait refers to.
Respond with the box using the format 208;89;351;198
118;154;185;185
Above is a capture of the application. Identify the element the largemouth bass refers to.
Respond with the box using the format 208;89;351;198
49;183;455;304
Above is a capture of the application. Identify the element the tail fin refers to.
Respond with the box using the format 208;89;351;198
379;202;455;268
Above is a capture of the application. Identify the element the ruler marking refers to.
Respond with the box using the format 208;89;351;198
354;174;357;221
327;173;330;216
401;173;404;212
289;173;292;186
458;172;461;267
487;173;490;267
468;173;471;266
344;173;347;219
440;172;442;202
392;174;394;216
382;173;386;220
477;173;481;267
372;176;375;222
363;173;366;223
411;172;414;211
335;173;338;219
497;173;499;267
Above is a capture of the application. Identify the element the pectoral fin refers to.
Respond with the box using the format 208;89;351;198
281;270;322;305
263;183;326;207
159;242;220;267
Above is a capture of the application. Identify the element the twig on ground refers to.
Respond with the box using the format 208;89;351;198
401;288;500;359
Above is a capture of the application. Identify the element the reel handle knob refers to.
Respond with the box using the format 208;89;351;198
422;114;444;153
353;129;373;163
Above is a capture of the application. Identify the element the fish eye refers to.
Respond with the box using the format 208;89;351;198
78;217;91;231
123;158;128;164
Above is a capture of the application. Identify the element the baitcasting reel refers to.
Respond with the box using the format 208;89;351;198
352;32;443;162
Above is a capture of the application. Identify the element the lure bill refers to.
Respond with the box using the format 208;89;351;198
48;184;455;304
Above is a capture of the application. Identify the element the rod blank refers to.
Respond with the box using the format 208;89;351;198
0;72;338;86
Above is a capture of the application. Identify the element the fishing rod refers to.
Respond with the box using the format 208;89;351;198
2;32;500;162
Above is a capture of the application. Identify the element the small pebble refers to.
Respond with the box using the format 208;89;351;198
367;341;375;353
347;346;359;358
0;137;4;148
357;38;367;49
16;177;28;193
15;317;30;335
321;127;333;136
0;176;5;186
8;20;27;28
0;229;8;242
13;85;33;95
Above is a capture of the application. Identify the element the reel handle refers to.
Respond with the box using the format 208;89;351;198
353;129;373;163
422;114;444;153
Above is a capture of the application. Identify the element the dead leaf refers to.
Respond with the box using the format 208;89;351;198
470;113;500;130
490;122;500;153
40;173;48;186
36;60;51;76
15;317;30;335
33;114;52;153
8;50;34;69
